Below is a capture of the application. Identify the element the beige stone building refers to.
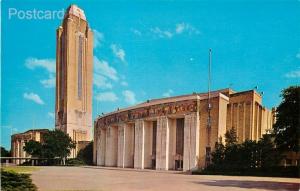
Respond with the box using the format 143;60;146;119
11;129;48;164
93;88;275;171
55;5;93;157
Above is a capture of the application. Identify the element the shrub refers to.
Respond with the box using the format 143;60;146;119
77;141;93;165
1;169;37;191
66;158;86;166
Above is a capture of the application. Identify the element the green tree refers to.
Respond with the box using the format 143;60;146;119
42;129;76;163
211;137;225;166
239;139;258;168
23;140;42;157
1;146;10;157
273;86;300;152
23;129;75;164
258;134;282;168
77;141;93;165
225;128;238;147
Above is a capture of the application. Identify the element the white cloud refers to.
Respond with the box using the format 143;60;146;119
40;75;55;88
25;57;55;73
162;89;174;97
93;29;104;49
151;27;173;38
23;92;44;105
94;74;113;89
95;92;118;102
123;90;137;105
285;68;300;78
175;23;185;34
94;56;118;81
25;57;56;88
131;28;142;36
175;23;200;35
110;44;126;62
121;81;128;86
150;23;200;39
48;112;55;118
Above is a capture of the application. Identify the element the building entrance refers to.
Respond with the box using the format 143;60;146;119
175;118;184;170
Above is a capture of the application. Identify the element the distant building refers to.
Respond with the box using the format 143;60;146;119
11;129;49;164
94;88;275;171
55;5;93;157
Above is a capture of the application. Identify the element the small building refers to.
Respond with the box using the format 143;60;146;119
11;129;49;164
93;88;275;171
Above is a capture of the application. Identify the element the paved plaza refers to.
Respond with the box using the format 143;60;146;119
31;166;300;191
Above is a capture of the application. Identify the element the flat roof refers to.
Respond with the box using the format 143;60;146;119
12;129;49;137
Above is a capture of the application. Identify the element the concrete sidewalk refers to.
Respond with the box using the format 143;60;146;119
31;166;300;191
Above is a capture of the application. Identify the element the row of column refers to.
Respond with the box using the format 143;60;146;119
96;112;199;171
12;140;26;164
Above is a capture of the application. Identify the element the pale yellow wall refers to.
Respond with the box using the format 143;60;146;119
55;8;93;157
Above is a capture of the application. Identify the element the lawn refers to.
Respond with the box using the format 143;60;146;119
2;166;40;173
1;166;40;191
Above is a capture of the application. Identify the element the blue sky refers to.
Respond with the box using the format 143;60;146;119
1;0;300;150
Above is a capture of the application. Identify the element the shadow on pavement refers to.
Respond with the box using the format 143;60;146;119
193;180;300;191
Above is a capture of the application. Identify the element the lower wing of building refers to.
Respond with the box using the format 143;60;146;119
94;88;275;171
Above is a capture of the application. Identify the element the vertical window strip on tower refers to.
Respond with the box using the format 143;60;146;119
60;36;65;100
78;35;83;99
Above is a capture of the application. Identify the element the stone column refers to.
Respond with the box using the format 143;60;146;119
14;140;17;164
15;140;19;165
134;120;144;169
118;123;134;168
156;116;169;170
21;140;25;164
117;125;124;167
134;120;152;169
17;140;21;164
124;124;134;168
242;103;246;142
97;128;106;166
105;126;118;167
183;112;200;171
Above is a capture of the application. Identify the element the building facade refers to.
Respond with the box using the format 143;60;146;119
11;129;48;164
55;5;93;157
93;88;275;171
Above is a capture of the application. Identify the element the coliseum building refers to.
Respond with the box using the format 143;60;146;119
94;88;275;171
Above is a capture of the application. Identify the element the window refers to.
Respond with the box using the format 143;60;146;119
60;37;65;100
176;118;184;155
77;35;83;99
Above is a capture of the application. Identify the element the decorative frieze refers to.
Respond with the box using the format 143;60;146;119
96;100;198;129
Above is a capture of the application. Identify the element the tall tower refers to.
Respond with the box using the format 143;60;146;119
55;5;93;157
